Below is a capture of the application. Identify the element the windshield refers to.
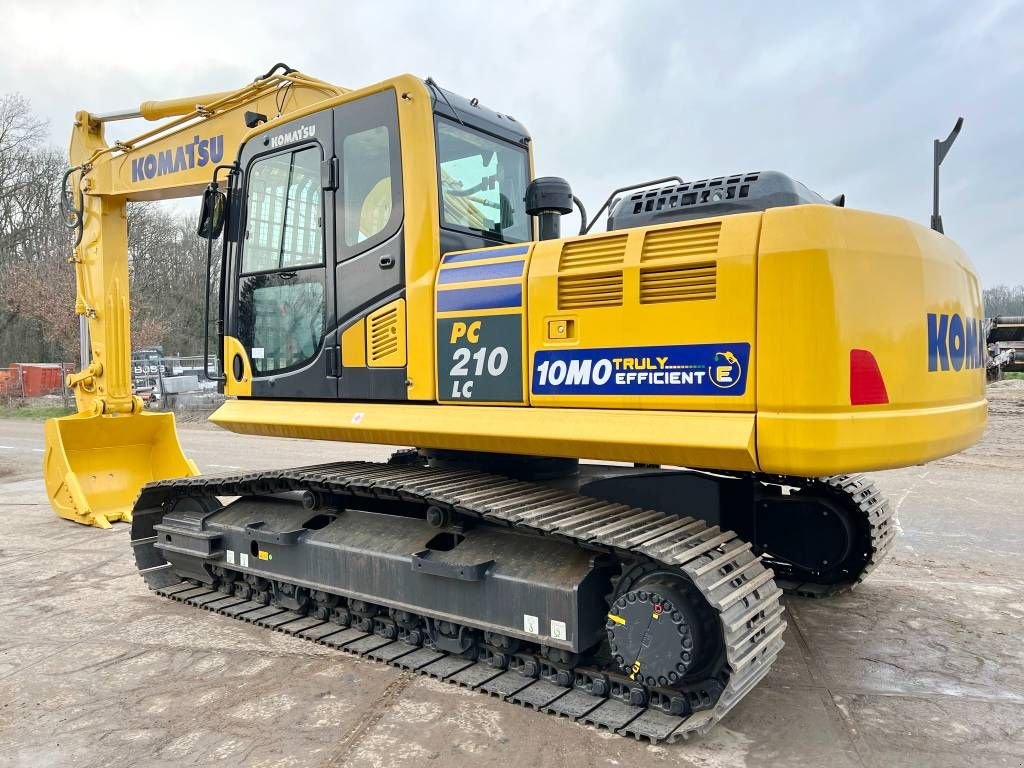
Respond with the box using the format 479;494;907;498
436;119;530;242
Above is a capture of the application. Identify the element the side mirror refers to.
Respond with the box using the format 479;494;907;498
197;184;226;239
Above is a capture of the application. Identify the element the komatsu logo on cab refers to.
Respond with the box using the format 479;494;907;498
268;124;316;148
927;312;985;372
131;134;224;182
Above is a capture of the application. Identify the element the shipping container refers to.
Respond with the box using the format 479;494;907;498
12;363;64;397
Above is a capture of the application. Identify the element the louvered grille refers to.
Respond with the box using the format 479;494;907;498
636;222;720;303
639;262;717;303
559;234;628;270
558;272;624;309
641;222;721;262
368;307;399;362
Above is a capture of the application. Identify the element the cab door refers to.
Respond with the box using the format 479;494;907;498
332;89;407;400
230;110;337;399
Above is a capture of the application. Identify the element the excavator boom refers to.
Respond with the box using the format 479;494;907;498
45;66;347;527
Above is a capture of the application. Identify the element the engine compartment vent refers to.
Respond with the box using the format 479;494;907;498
639;261;717;303
370;309;399;361
559;234;628;270
641;222;721;262
607;170;827;230
366;299;406;367
558;272;624;309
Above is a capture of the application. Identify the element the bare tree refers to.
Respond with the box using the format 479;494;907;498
0;93;221;365
984;284;1024;317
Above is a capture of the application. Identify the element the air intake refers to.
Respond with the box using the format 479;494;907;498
639;262;717;303
636;222;720;303
607;170;828;230
370;308;399;362
559;234;627;270
366;299;406;367
641;222;721;262
558;272;623;309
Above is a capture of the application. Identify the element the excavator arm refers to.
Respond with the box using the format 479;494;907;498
44;65;347;527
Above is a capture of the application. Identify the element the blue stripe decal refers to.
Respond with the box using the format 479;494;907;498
437;284;523;312
442;245;530;264
438;260;525;284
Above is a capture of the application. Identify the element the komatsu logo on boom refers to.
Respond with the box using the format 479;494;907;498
130;135;225;182
927;312;985;372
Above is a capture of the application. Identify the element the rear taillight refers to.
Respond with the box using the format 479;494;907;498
850;349;889;405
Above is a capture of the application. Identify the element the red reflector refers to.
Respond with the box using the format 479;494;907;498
850;349;889;405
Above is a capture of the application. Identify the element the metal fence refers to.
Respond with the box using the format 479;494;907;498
0;366;24;402
1;356;220;409
132;355;220;395
164;355;221;380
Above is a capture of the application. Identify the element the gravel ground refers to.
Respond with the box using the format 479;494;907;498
0;388;1021;768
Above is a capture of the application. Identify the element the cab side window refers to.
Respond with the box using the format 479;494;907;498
336;91;402;257
343;126;392;245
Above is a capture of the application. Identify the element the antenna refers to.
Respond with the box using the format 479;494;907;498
931;117;964;234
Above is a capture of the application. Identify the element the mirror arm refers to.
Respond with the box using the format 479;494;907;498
203;163;236;382
202;217;226;382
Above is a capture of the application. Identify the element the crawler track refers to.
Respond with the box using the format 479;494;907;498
131;461;787;744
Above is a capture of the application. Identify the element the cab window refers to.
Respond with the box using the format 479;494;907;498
238;144;326;375
343;126;392;245
336;90;403;256
436;120;530;242
242;146;324;273
239;274;325;374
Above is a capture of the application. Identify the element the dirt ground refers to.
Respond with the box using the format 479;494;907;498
0;386;1022;768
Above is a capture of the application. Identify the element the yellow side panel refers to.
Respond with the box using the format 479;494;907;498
210;399;758;471
756;205;987;475
341;319;367;368
223;335;252;397
527;215;759;412
394;75;445;400
366;299;407;367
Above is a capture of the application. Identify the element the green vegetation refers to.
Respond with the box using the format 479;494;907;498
0;403;74;420
1002;372;1024;380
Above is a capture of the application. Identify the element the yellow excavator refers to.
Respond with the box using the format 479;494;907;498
44;64;986;742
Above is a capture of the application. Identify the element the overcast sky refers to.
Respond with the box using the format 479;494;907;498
1;0;1020;285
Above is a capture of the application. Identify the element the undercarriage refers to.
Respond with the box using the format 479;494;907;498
130;455;894;743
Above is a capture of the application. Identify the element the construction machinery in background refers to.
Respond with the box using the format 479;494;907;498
986;316;1024;380
44;65;986;742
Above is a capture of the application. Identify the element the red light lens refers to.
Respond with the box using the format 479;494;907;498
850;349;889;405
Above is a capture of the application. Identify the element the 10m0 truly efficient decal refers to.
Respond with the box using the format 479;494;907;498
532;343;750;396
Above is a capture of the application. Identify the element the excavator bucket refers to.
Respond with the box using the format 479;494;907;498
43;411;198;529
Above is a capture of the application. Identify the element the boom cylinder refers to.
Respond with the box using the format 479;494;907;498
92;90;236;122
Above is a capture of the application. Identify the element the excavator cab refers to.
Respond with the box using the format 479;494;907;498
214;80;532;403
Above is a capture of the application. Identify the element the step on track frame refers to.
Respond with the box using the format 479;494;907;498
132;461;787;744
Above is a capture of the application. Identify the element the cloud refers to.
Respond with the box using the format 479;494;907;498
2;0;1020;283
